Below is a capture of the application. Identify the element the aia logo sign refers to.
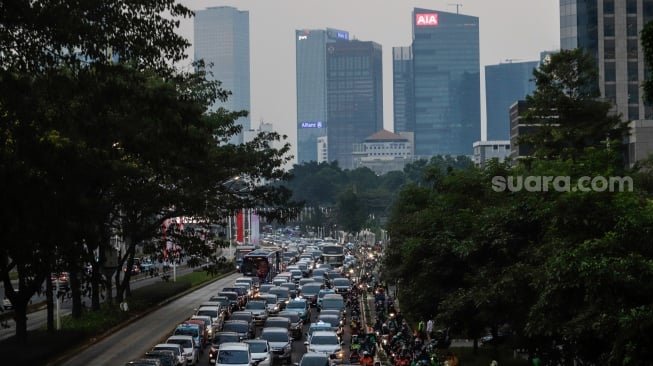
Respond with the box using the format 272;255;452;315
415;13;438;26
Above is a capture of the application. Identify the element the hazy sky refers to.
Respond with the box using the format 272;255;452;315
176;0;560;160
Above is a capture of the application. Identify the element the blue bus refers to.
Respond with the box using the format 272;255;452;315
241;249;281;283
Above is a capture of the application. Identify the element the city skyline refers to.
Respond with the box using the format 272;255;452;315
177;0;560;163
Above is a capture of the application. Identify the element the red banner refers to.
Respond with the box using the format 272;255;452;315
236;211;244;243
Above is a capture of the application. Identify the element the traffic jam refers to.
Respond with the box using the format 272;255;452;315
126;240;385;366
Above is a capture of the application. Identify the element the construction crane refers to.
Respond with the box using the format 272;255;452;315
448;3;463;14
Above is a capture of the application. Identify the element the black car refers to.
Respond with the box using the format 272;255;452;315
222;319;254;341
209;332;240;364
277;310;304;340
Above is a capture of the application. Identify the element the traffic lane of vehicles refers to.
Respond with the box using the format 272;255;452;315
58;272;241;366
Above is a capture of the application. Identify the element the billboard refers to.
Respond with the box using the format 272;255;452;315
415;13;439;26
300;121;325;128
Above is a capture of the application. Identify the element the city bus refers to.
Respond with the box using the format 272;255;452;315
234;245;257;272
241;249;281;283
320;244;345;268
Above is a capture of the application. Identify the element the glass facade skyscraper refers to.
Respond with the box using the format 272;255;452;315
194;6;250;144
393;46;415;134
394;8;480;158
326;40;383;169
295;28;349;164
485;60;538;140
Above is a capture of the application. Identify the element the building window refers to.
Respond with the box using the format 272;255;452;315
627;0;637;14
604;39;615;59
604;16;615;37
605;61;616;82
629;83;640;104
628;39;639;59
604;0;614;14
646;0;653;23
627;16;638;37
628;61;639;82
629;106;640;120
605;83;617;102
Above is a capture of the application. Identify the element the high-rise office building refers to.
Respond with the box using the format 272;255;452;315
194;6;250;144
393;46;415;134
295;28;349;164
326;40;383;169
485;60;538;140
394;8;480;158
560;0;653;164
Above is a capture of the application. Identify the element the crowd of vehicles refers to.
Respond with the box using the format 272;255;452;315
124;237;379;366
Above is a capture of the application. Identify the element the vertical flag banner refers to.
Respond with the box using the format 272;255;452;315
250;213;260;245
236;210;244;243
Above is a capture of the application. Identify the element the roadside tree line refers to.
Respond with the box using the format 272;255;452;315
0;1;300;343
382;49;653;365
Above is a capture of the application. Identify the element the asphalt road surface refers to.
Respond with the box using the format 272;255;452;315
54;274;359;366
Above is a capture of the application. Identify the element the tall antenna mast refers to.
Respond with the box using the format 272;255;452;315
448;3;463;14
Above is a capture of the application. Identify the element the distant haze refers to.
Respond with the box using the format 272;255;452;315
177;0;560;163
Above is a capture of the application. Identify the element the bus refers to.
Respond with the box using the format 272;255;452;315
320;244;345;268
241;249;281;283
234;245;257;272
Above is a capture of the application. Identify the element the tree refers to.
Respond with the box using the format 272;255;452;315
519;49;629;162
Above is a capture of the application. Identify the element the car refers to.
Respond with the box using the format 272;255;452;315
304;330;344;363
268;286;291;308
299;283;323;307
279;282;298;299
208;332;240;365
218;291;241;312
259;327;293;364
2;297;12;311
207;296;232;317
190;315;215;341
221;319;254;341
306;321;339;344
285;298;311;322
144;350;177;366
258;284;275;294
296;352;330;366
316;289;335;308
331;278;351;295
166;335;198;365
195;302;225;330
173;322;204;352
215;342;252;366
126;359;162;366
318;294;345;316
316;314;343;338
228;310;255;328
222;287;248;306
263;316;291;332
50;272;70;290
244;299;268;325
277;310;303;340
243;339;273;366
257;293;281;315
152;343;187;366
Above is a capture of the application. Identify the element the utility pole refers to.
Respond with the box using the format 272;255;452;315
448;3;463;14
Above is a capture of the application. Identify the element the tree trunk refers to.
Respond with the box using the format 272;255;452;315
46;277;54;332
114;269;123;304
70;269;82;318
91;260;101;310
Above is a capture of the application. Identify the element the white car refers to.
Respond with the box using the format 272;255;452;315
167;335;198;365
244;339;272;366
215;342;251;366
304;330;344;363
152;343;187;366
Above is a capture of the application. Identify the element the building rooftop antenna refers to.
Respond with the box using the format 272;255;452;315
448;3;463;14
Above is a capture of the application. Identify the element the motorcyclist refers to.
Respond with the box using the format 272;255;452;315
360;351;374;366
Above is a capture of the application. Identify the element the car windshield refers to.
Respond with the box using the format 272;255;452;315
302;285;322;294
223;323;248;333
174;328;198;337
321;298;343;309
197;309;217;318
262;331;288;342
245;342;268;353
213;334;239;344
167;339;192;348
333;279;350;286
217;350;249;364
230;314;251;322
311;335;339;345
278;312;300;323
301;355;329;366
153;346;179;356
246;301;265;310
